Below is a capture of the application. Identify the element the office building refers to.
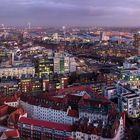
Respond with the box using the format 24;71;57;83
0;64;35;78
134;31;140;56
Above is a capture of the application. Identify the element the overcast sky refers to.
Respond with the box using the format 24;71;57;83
0;0;140;27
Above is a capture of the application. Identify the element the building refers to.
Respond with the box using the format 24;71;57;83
60;57;65;74
37;58;54;77
103;86;117;100
20;95;79;125
120;57;140;89
105;74;119;86
20;74;68;93
0;64;35;78
64;57;70;73
120;92;139;118
0;127;19;140
0;78;19;95
54;57;60;73
99;31;109;42
116;82;140;118
121;71;140;89
72;112;125;140
4;96;20;108
134;31;140;56
69;57;77;72
35;52;76;76
19;86;125;140
18;117;72;140
20;76;42;93
0;104;26;127
7;108;27;128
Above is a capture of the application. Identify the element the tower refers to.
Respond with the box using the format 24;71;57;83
27;22;31;30
1;24;7;39
99;31;104;41
62;26;66;46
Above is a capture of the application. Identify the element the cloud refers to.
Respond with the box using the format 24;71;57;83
0;0;140;26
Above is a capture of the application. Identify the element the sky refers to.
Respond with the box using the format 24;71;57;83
0;0;140;27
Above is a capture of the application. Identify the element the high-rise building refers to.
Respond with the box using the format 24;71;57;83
60;57;65;74
37;58;54;77
54;57;60;73
99;31;109;42
64;57;70;73
69;57;76;72
134;31;140;56
54;56;76;74
36;53;76;76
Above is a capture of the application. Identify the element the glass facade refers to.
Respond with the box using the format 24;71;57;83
60;59;64;74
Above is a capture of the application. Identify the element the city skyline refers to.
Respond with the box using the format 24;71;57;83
0;2;139;138
1;0;140;27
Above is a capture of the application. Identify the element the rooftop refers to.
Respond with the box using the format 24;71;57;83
73;111;121;139
20;86;110;113
19;117;72;132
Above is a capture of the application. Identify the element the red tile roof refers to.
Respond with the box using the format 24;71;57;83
3;129;19;138
56;86;87;95
20;85;110;113
0;93;20;104
8;108;26;124
82;93;91;100
4;97;18;103
19;117;72;132
67;137;75;140
0;105;8;117
67;109;79;117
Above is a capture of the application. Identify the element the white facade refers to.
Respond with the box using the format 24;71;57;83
69;57;76;72
20;100;78;125
121;94;140;118
53;56;76;74
18;121;72;138
117;82;140;118
54;57;60;73
104;87;117;100
79;111;108;124
64;57;70;73
127;96;139;117
4;100;19;108
0;66;35;78
55;53;62;57
123;61;137;69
